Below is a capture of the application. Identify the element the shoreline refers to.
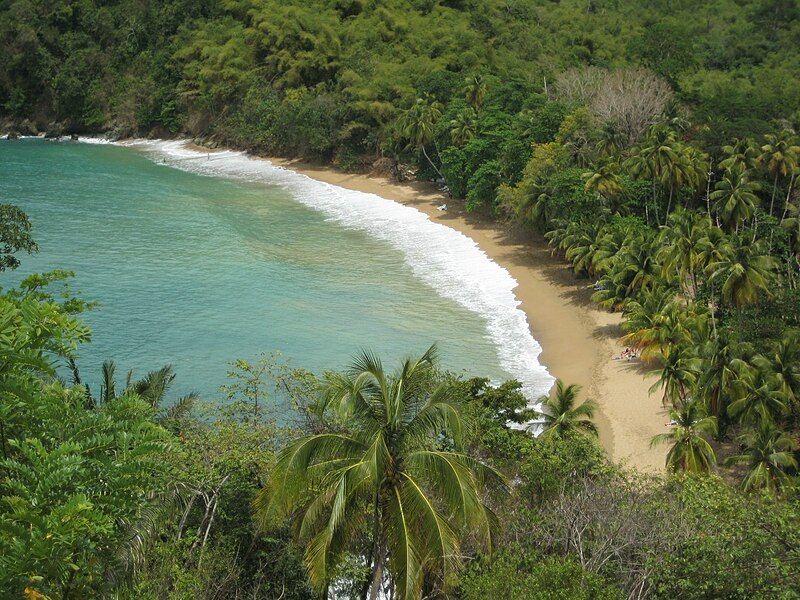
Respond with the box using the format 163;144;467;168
173;140;667;471
257;155;668;472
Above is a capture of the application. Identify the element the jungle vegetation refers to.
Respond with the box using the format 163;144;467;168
0;208;798;599
2;0;800;597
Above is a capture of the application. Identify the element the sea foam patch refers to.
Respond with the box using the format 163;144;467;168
108;138;555;406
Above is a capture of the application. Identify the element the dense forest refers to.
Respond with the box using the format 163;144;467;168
2;0;800;598
1;253;799;599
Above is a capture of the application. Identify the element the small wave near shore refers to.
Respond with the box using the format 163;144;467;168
109;138;555;403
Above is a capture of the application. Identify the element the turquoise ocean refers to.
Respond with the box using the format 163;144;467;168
0;138;552;403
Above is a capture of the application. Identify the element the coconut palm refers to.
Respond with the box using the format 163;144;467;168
696;333;751;429
719;137;759;172
535;380;598;438
651;400;717;473
590;222;633;274
463;74;487;110
665;144;707;215
96;360;198;424
708;236;777;307
622;285;681;361
592;231;662;308
565;225;604;276
709;164;761;231
255;347;502;600
397;97;444;180
583;162;622;198
596;121;626;157
649;344;701;407
726;419;798;494
781;200;800;281
520;191;553;231
754;329;800;407
658;209;712;297
625;126;680;225
758;130;799;216
728;365;788;425
695;223;728;276
449;107;477;146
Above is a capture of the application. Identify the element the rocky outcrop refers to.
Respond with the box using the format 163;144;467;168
44;122;65;138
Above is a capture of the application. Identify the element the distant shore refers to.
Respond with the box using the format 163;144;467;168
187;143;669;471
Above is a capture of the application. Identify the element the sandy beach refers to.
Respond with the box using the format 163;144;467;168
187;144;668;472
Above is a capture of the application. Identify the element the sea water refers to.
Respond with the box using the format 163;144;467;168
0;138;552;404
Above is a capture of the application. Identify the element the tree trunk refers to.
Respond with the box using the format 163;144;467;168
368;546;385;600
770;172;779;216
421;145;444;182
781;173;795;223
177;492;199;540
666;182;674;217
362;487;383;600
651;180;662;226
0;420;6;462
753;212;759;245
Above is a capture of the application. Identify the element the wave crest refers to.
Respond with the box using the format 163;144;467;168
109;138;555;403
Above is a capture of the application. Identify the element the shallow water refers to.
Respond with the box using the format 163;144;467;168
0;138;552;401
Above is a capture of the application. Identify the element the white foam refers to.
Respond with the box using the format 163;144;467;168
77;136;114;145
112;139;555;404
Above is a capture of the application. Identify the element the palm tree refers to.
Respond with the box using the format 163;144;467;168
590;222;631;275
754;329;800;408
709;164;761;231
463;74;487;110
651;400;717;473
625;126;680;225
596;121;626;157
781;201;800;287
728;365;788;425
97;360;198;423
397;97;444;180
622;285;681;362
583;162;622;198
592;231;662;308
449;107;477;146
658;209;712;298
696;333;751;432
565;225;603;277
535;380;598;438
649;345;701;408
726;419;798;494
758;130;799;216
255;347;502;600
664;144;707;215
519;190;553;231
708;236;777;307
719;137;759;172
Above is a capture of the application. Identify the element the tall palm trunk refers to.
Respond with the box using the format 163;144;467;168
421;145;444;182
366;487;384;600
368;545;385;600
651;180;661;226
770;172;779;216
781;173;795;223
666;182;675;217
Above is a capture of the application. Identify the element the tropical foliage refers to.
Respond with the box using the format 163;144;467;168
3;0;800;596
256;347;502;600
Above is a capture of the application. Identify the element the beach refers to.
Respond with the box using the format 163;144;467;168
261;156;669;472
